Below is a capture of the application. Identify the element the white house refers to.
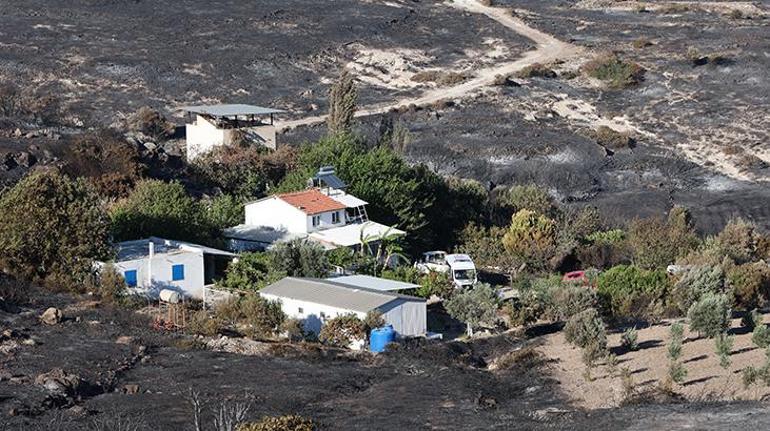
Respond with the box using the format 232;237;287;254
260;277;427;339
180;104;285;160
223;167;404;251
105;237;235;300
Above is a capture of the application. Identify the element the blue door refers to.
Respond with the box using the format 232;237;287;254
124;270;138;287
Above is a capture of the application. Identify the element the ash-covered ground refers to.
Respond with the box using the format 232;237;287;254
3;296;770;430
2;0;768;233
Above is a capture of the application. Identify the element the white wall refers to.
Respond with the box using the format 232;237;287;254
379;299;427;337
186;115;226;161
306;210;344;232
186;115;278;160
260;293;427;340
260;293;366;335
114;251;206;300
245;198;308;234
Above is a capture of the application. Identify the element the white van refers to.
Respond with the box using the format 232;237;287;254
415;251;478;288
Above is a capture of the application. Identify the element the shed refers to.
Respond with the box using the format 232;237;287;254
260;277;427;337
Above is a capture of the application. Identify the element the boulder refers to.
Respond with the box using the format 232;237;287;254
35;368;82;397
40;307;63;325
123;384;140;394
14;151;36;168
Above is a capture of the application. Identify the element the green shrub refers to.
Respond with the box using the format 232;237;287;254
716;218;762;264
552;286;597;321
0;272;30;310
564;308;607;352
671;265;725;314
668;322;684;361
752;324;770;349
97;264;128;305
455;223;512;272
327;70;357;136
668;361;688;384
581;53;645;88
269;239;329;278
727;263;770;310
502;209;558;272
318;313;365;348
714;333;734;369
415;271;456;299
0;170;113;285
217;252;285;292
240;295;286;338
597;265;670;321
128;106;174;140
497;184;558;218
237;415;314;431
445;283;499;337
110;179;215;244
363;310;386;333
621;327;639;351
627;213;698;270
515;63;557;79
592;126;634;149
742;309;762;330
687;293;731;338
186;310;222;337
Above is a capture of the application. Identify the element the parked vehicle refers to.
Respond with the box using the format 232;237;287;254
415;251;477;288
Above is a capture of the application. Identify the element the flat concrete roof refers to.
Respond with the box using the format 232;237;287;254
116;237;235;261
180;104;285;117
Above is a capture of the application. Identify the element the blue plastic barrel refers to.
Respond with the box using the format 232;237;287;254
370;325;395;353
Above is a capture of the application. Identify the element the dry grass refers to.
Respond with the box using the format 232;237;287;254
592;126;634;149
582;53;645;89
515;63;557;79
538;314;770;409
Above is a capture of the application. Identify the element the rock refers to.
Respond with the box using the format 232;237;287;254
40;307;63;325
123;384;140;394
21;338;36;346
143;142;157;151
140;356;151;364
14;151;36;168
67;405;87;416
13;128;22;138
35;369;82;397
24;131;38;139
116;335;135;345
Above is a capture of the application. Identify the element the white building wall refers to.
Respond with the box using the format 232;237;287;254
113;251;206;300
186;115;226;161
378;299;427;337
306;210;344;233
186;115;278;161
260;293;427;339
260;293;366;335
245;198;308;234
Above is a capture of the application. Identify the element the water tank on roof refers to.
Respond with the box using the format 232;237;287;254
370;325;395;353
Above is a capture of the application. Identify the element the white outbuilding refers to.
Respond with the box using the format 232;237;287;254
106;237;235;300
180;104;285;160
260;277;427;337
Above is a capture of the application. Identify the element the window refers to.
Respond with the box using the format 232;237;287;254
124;270;138;287
172;264;185;281
298;307;304;314
332;211;340;224
312;215;321;227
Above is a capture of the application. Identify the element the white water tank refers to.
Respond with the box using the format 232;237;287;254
159;289;181;304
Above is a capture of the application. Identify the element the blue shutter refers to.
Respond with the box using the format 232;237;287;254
172;264;185;281
124;270;138;287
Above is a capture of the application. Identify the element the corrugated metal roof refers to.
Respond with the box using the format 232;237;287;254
326;275;419;292
180;104;285;117
260;277;423;313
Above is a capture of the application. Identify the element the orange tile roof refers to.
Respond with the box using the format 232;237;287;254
277;189;346;215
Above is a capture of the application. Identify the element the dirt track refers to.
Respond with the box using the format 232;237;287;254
276;0;583;130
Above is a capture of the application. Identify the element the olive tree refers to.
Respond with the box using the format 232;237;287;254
445;283;499;337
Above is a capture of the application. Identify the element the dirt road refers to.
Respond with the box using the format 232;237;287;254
275;0;582;131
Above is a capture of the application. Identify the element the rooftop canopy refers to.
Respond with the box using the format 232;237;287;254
179;104;285;117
